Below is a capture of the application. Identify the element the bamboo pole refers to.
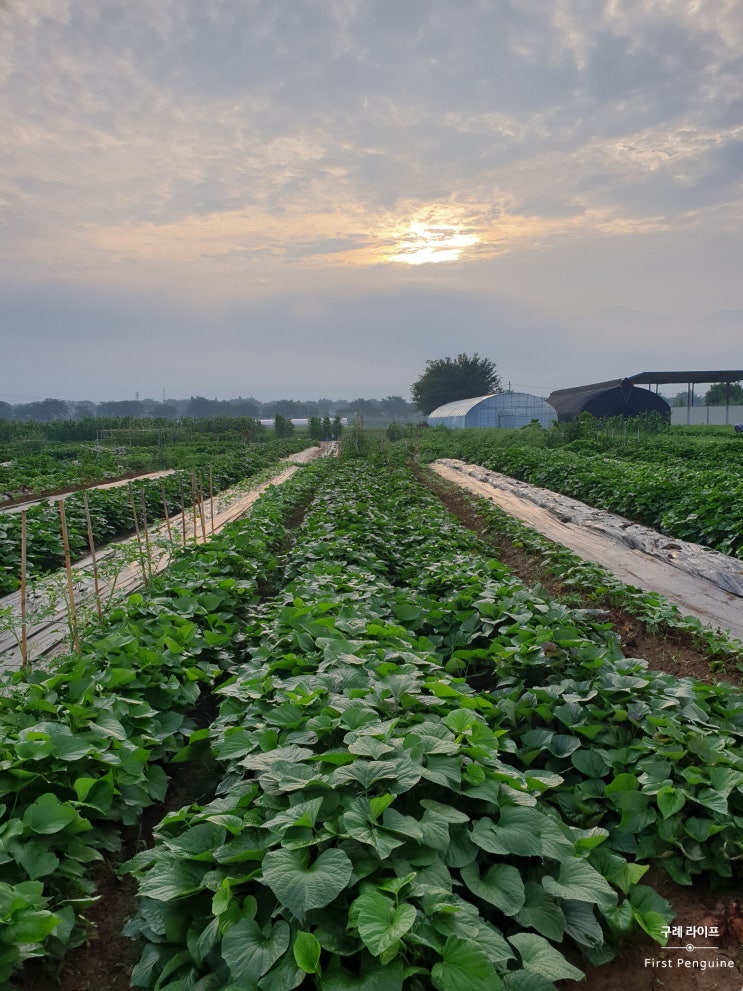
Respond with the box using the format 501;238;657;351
58;500;80;653
128;482;148;582
140;488;153;583
179;475;187;547
20;509;28;669
160;479;173;542
82;493;103;620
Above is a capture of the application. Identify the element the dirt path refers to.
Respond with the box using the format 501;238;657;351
431;459;743;643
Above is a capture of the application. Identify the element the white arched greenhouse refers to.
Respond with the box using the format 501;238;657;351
427;392;558;430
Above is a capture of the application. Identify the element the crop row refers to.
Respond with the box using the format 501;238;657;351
427;472;743;667
124;460;743;990
418;441;743;557
0;440;308;597
0;429;302;502
0;458;330;984
415;420;743;470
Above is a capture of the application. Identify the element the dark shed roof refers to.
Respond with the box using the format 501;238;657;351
548;378;671;421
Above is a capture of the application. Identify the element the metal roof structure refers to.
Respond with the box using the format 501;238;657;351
627;370;743;385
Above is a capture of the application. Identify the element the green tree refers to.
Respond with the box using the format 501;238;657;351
411;353;501;415
13;398;69;421
704;381;743;405
273;413;294;438
309;416;323;441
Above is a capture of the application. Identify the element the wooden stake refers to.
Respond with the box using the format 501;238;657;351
160;479;173;542
209;465;215;535
58;500;80;653
82;493;103;620
191;471;198;544
128;482;148;582
197;474;207;543
178;475;187;547
140;488;153;583
20;509;28;669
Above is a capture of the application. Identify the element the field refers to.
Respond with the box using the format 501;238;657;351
1;424;742;990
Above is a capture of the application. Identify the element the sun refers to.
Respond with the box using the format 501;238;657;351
389;222;480;265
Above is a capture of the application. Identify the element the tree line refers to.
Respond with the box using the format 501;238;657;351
0;394;419;425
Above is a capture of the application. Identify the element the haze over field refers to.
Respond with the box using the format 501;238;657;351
1;1;742;404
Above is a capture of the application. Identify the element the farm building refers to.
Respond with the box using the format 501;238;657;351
427;392;558;429
547;377;671;421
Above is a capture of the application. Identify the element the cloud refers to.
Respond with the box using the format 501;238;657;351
1;0;742;401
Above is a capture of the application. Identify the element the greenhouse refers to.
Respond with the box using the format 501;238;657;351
427;392;558;429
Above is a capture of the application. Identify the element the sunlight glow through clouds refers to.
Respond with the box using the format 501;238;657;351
388;223;481;265
76;199;669;292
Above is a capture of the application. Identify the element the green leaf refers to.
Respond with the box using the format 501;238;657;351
541;859;617;911
166;822;225;859
12;910;61;943
222;917;290;982
443;709;480;736
263;798;324;833
333;760;400;790
508;932;584;982
431;935;501;991
393;602;423;622
570;749;609;777
344;800;407;859
629;885;673;943
471;813;540;859
515;883;565;942
472;807;573;861
695;788;729;814
460;863;525;916
348;737;396;759
261;848;353;920
293;930;322;974
23;794;87;835
137;858;209;900
656;786;685;819
502;973;555;991
259;947;304;991
91;710;128;740
419;800;470;824
562;900;605;948
634;910;671;944
354;888;416;957
322;956;404;990
14;842;59;880
47;727;96;761
605;772;638;795
73;774;115;814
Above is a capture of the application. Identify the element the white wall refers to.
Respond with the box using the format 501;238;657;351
671;405;743;426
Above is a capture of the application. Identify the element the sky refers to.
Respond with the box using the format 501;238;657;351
1;0;742;404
